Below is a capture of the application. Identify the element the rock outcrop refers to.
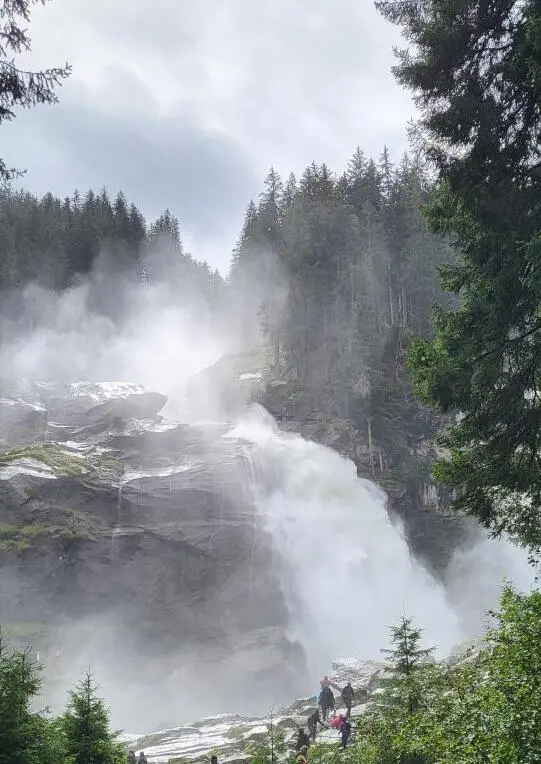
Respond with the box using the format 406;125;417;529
0;379;305;722
126;657;385;764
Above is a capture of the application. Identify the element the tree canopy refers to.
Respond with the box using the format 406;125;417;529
376;0;541;555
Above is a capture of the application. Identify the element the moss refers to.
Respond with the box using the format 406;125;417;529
21;523;52;538
0;538;31;552
0;522;67;553
0;443;90;477
0;522;18;538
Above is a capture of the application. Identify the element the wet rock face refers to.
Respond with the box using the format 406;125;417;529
0;380;303;713
0;397;47;447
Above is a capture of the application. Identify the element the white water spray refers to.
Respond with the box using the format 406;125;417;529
444;530;537;636
228;408;461;680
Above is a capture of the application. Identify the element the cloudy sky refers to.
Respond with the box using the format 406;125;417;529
2;0;414;273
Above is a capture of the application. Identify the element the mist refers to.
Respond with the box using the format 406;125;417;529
0;247;234;410
0;233;536;737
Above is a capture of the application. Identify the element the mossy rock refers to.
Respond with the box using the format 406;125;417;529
0;443;89;477
0;521;59;552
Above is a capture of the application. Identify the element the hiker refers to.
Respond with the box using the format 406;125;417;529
341;682;355;717
319;684;335;721
307;708;324;741
295;728;311;751
137;753;148;764
127;753;136;764
331;712;344;730
340;717;352;749
296;745;309;764
320;675;330;689
210;757;218;764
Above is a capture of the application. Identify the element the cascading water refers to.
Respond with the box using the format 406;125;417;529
228;408;461;681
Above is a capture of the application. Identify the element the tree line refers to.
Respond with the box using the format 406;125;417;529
229;149;456;482
0;186;224;303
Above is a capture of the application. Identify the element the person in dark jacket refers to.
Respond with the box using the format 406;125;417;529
307;708;324;741
340;717;352;748
341;682;355;717
295;728;311;751
319;685;335;721
137;753;148;764
127;753;136;764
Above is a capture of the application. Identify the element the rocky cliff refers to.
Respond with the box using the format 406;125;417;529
0;379;307;726
0;348;470;729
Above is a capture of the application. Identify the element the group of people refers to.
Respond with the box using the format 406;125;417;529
295;676;356;760
128;678;354;764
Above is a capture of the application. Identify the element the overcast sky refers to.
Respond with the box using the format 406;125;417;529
2;0;414;273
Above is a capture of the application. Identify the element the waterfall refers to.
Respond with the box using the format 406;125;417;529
228;408;461;681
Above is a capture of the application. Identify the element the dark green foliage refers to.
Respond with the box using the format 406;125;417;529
0;0;71;180
59;671;124;764
0;635;70;764
377;0;541;554
351;588;541;764
378;616;436;715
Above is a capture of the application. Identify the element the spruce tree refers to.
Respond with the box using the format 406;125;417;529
60;671;124;764
0;635;68;764
376;0;541;554
379;616;435;715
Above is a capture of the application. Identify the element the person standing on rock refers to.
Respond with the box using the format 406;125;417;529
295;727;311;751
307;708;324;741
319;684;335;721
340;717;352;749
341;682;355;717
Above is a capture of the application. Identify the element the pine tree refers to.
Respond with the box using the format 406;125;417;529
60;671;124;764
378;616;435;715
